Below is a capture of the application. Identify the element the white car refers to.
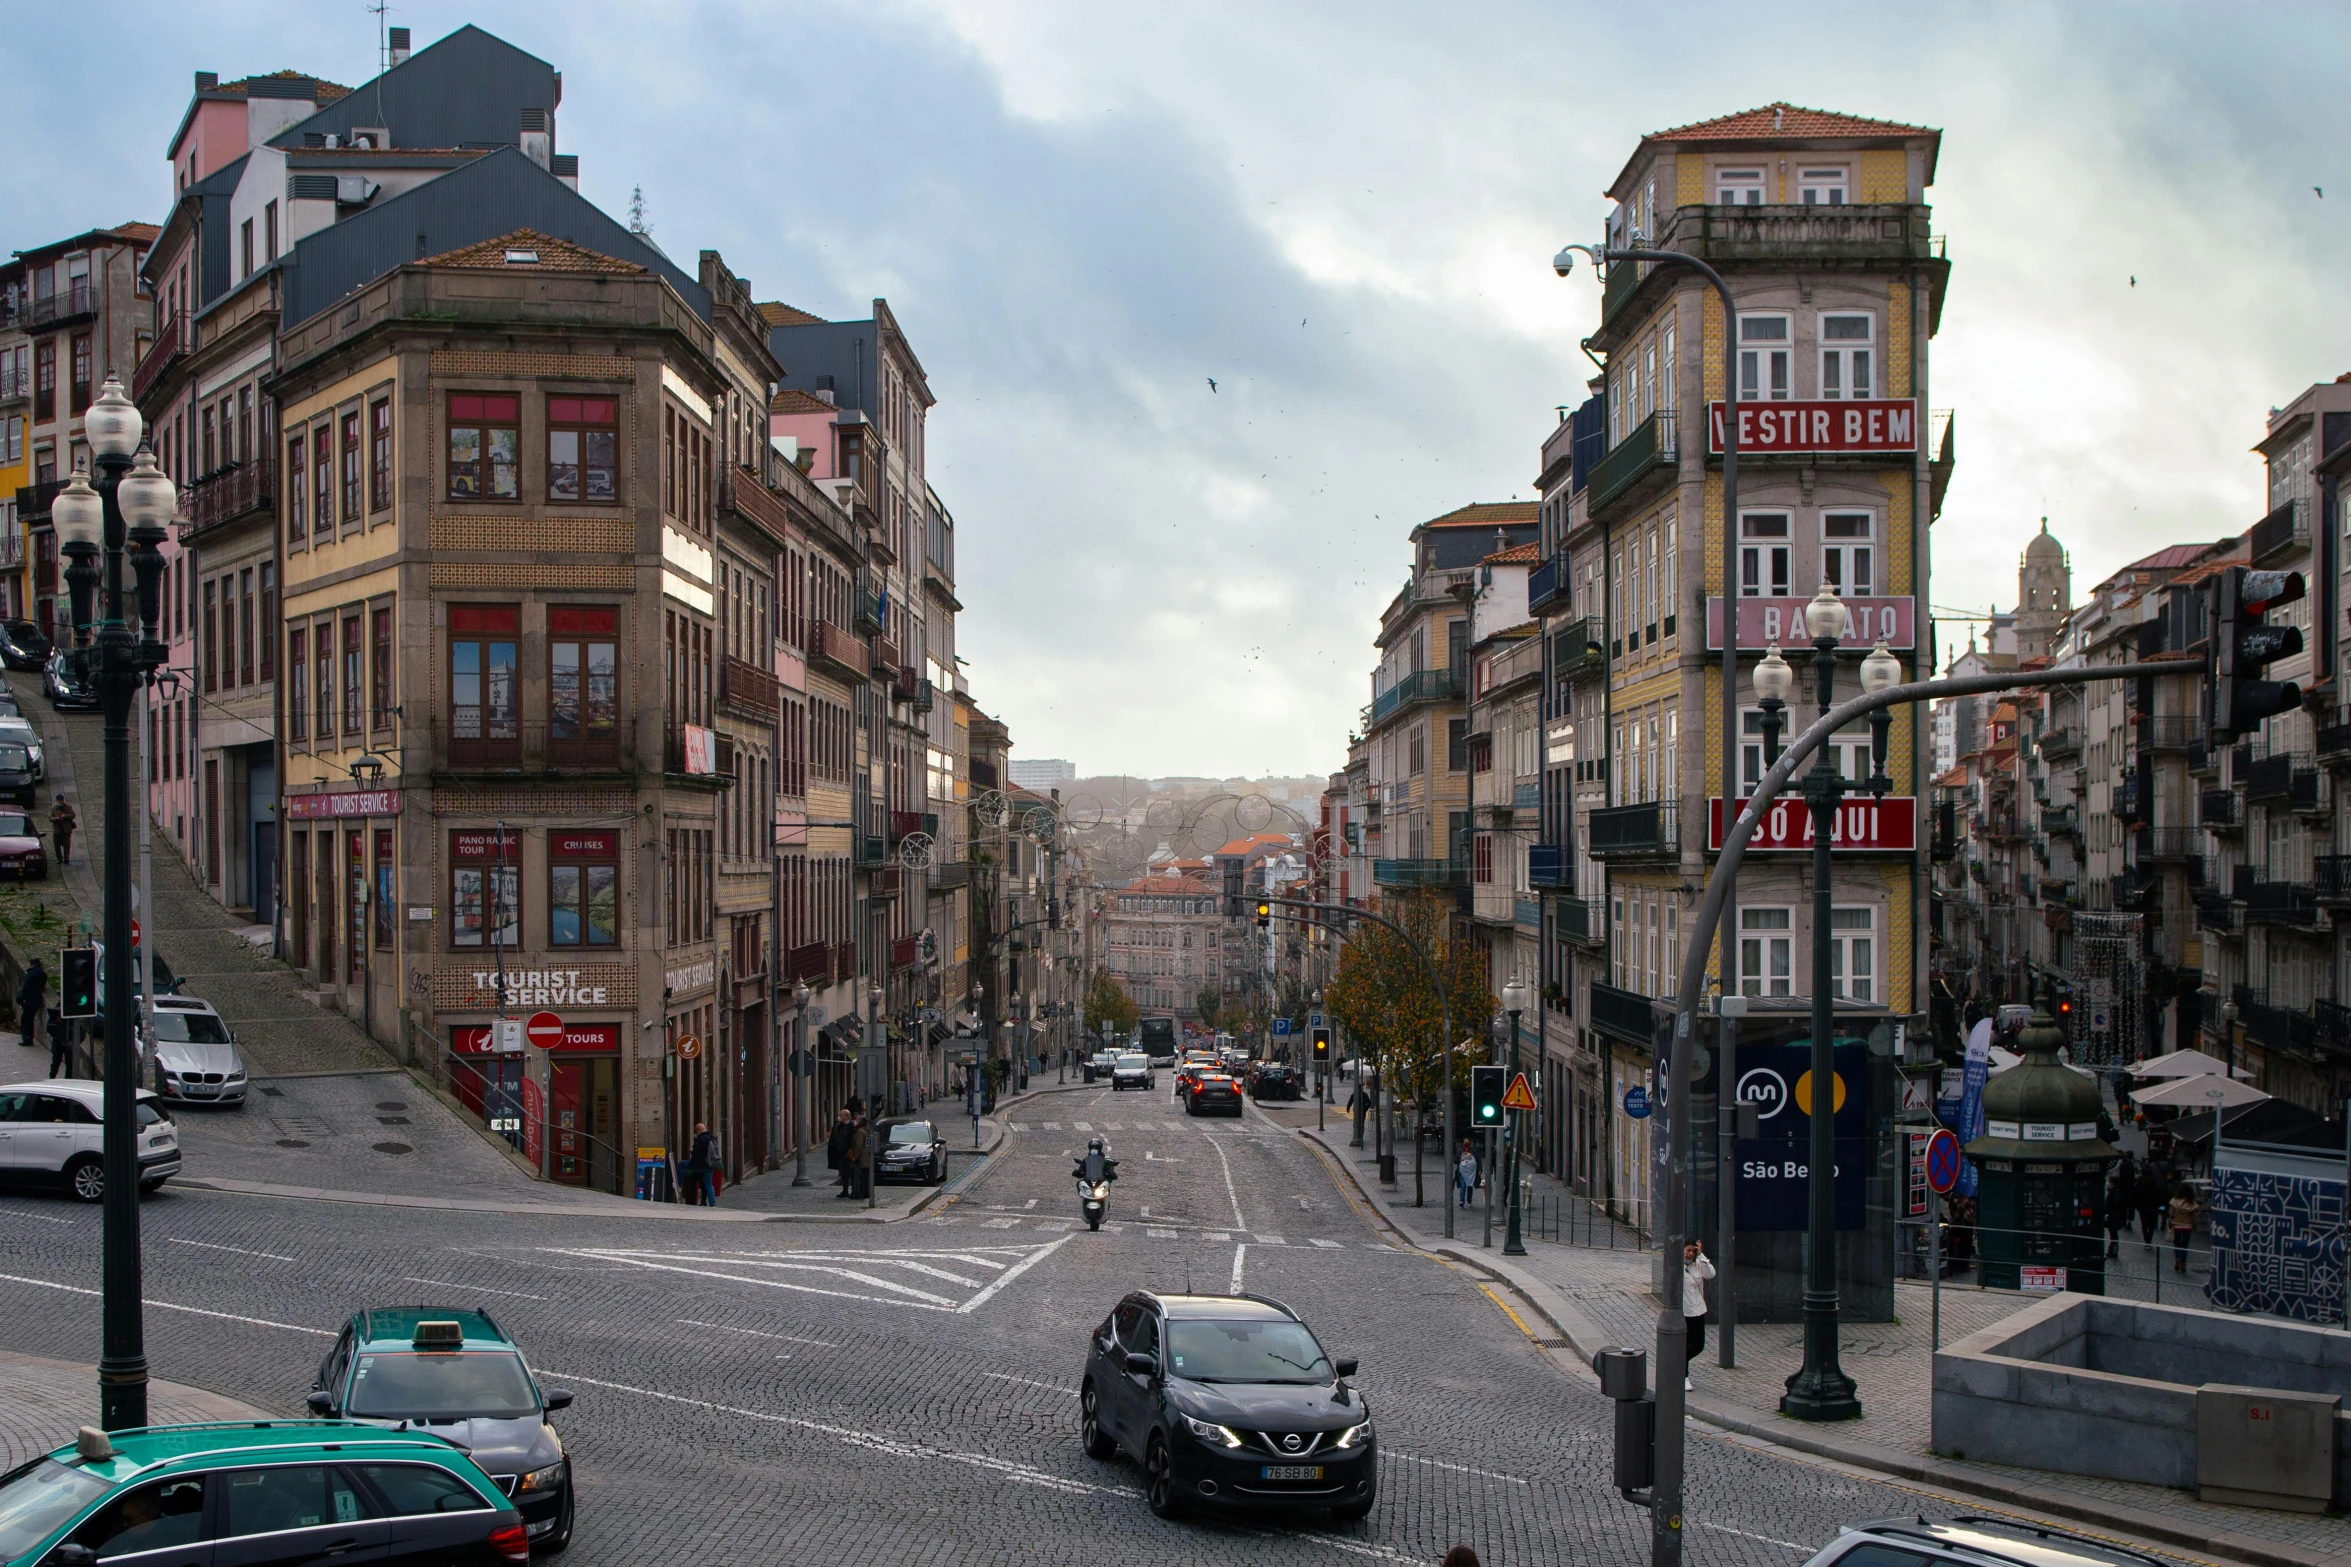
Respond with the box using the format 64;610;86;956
147;994;248;1107
0;715;44;780
0;1080;180;1201
1109;1052;1154;1091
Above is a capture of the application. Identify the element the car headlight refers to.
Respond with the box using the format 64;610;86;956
1180;1414;1244;1448
516;1462;566;1494
1334;1419;1373;1450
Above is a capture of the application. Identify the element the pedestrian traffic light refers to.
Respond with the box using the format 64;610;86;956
2210;566;2305;741
1471;1064;1505;1127
1311;1026;1331;1061
1222;859;1244;919
60;948;94;1019
1255;900;1272;930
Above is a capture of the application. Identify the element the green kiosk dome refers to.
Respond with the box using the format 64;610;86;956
1963;988;2116;1293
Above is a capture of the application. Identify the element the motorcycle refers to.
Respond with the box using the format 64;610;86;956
1080;1179;1110;1230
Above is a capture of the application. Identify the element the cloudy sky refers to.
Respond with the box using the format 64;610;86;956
7;3;2343;778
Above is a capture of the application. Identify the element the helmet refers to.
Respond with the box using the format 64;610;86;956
1088;1136;1106;1153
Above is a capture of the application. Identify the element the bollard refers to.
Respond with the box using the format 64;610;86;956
1592;1346;1654;1506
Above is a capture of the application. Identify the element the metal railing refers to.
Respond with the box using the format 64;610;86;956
1370;665;1465;725
1894;1218;2214;1310
1588;799;1677;858
422;717;626;774
1587;408;1678;515
186;456;275;535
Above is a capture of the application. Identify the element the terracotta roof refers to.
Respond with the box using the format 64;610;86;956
1932;765;1968;788
758;301;825;327
1211;832;1295;858
110;223;161;245
208;71;352;101
1485;542;1540;565
2170;542;2249;588
418;229;644;275
769;388;835;416
1650;102;1936;144
1422;501;1538;530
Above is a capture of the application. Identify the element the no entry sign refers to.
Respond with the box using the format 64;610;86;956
526;1011;565;1050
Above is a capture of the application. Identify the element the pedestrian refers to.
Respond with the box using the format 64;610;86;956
47;796;75;867
2133;1162;2167;1248
1455;1139;1476;1209
47;1011;73;1079
686;1120;720;1207
1681;1239;1715;1391
2102;1172;2131;1260
2167;1182;2199;1275
1441;1550;1482;1567
15;957;46;1053
826;1108;854;1196
846;1112;871;1200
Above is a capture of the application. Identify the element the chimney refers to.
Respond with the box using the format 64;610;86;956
387;27;410;65
194;71;218;91
518;107;552;170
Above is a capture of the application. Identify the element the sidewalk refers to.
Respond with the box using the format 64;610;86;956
0;1349;274;1471
1283;1110;2351;1567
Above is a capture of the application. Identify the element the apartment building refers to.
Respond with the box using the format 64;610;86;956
1104;871;1222;1019
1465;541;1542;999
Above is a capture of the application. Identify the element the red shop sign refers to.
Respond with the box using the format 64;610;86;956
1707;796;1917;853
451;1025;496;1055
286;788;401;820
450;828;523;860
1707;399;1919;454
1706;596;1914;652
549;1024;618;1052
549;830;619;860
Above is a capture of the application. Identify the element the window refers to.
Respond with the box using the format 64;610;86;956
200;579;216;692
1823;512;1874;596
451;828;521;949
1828;906;1877;1002
69;334;90;416
369;397;392;512
67;1476;208;1557
312;422;331;536
1798;167;1848;205
340;410;361;523
1716;167;1765;205
1740;513;1791;597
1447;717;1469;771
549;830;620;946
547;396;618;501
1821;314;1872;400
32;340;52;421
549;605;619;761
259;565;275;679
1739;907;1793;998
288;627;308;740
370;605;393;728
314;622;334;746
446;393;520;500
264;199;278;261
341;614;362;735
238;568;254;686
374;828;394;950
449;605;520;762
240;218;254;278
220;1464;375;1541
1662;519;1678;636
286;431;306;540
1738;316;1790;401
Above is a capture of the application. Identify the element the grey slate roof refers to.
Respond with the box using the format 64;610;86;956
266;24;558;155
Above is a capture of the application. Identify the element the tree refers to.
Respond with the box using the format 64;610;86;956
1192;987;1224;1031
1084;968;1138;1039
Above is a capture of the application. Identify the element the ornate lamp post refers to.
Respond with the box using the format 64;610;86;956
788;979;812;1186
57;376;175;1430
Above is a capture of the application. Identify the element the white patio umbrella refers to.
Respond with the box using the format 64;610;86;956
2129;1072;2271;1109
2129;1047;2250;1080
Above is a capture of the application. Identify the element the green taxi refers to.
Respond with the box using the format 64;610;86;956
0;1420;526;1567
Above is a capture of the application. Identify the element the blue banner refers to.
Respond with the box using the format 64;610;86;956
1733;1041;1868;1230
1956;1018;1992;1198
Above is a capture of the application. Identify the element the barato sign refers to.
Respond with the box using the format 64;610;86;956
1708;399;1919;454
1706;596;1914;651
1708;796;1917;853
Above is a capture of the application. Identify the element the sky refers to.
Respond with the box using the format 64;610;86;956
5;2;2345;779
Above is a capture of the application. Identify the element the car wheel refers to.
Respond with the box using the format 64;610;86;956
1329;1492;1376;1522
1079;1383;1116;1460
66;1155;103;1203
1144;1432;1184;1518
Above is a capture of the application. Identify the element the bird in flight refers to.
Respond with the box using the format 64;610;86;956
2317;186;2325;198
1207;377;1218;393
2129;276;2136;287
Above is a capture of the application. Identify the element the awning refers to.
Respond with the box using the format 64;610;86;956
2131;1073;2271;1110
2129;1047;2251;1080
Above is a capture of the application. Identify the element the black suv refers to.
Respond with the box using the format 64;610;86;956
1079;1292;1374;1521
1249;1063;1300;1101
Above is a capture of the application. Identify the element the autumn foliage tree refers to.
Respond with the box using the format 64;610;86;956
1084;968;1139;1038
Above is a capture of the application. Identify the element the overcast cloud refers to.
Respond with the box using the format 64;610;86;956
7;2;2344;777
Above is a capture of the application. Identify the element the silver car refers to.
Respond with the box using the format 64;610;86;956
0;715;44;780
146;994;248;1106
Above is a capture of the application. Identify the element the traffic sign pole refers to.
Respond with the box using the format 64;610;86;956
1923;1126;1961;1351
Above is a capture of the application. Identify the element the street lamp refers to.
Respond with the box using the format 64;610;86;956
60;375;174;1431
1500;974;1530;1256
1776;585;1865;1422
788;979;812;1186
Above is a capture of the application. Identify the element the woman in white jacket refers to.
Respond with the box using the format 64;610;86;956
1681;1240;1715;1391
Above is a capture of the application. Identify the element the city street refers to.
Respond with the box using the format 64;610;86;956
0;1081;2101;1567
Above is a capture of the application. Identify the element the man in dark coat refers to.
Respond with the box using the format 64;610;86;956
845;1112;871;1200
2134;1163;2169;1247
827;1108;854;1196
15;958;45;1053
685;1121;720;1207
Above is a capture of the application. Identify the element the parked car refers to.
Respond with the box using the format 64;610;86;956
0;1081;179;1200
1798;1518;2168;1567
0;619;50;671
309;1307;574;1553
1186;1073;1244;1117
1110;1052;1154;1092
0;716;44;781
1249;1063;1300;1102
0;1418;530;1567
1084;1048;1120;1084
0;742;34;807
42;647;95;711
1079;1290;1373;1521
0;811;46;880
146;995;248;1107
876;1117;948;1184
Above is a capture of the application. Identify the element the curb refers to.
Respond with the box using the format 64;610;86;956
1293;1123;2326;1567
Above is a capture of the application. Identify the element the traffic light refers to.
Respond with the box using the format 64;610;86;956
1222;859;1244;919
1255;900;1272;930
2210;566;2305;741
60;947;95;1019
1311;1026;1331;1061
2053;983;2075;1037
1471;1064;1505;1128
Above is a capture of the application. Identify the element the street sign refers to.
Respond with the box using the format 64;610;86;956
525;1011;565;1050
675;1033;703;1061
1924;1126;1962;1194
130;919;140;948
493;1017;524;1054
1623;1085;1650;1119
1502;1072;1537;1112
1272;1018;1292;1036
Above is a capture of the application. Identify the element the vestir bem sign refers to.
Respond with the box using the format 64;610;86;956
1708;399;1919;454
1708;795;1917;853
1706;597;1914;651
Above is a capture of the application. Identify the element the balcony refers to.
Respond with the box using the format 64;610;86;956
2318;714;2351;768
889;810;930;842
2249;499;2307;565
1554;895;1603;946
2317;855;2351;904
2044;803;2081;838
2115;770;2143;823
1586;408;1678;518
2187;738;2217;776
132;317;192;403
2137;715;2201;752
1373;858;1469;890
854;576;886;634
1481;634;1542;696
1528;843;1572;888
719;469;794;542
1589;981;1658;1048
2112;867;2155;910
1527;553;1568;616
430;718;627;775
868;865;902;899
2244;752;2293;801
812;622;869;680
1587;800;1677;860
2237;987;2323;1061
1514;897;1541;929
1552;617;1605;681
2194;893;2240;936
889;933;921;970
2242;878;2321;928
1512;779;1541;812
2199;790;2240;830
1369;665;1464;726
185;456;275;538
718;654;780;718
24;281;93;330
2135;825;2197;863
2317;999;2351;1059
2038;726;2079;760
782;940;834;985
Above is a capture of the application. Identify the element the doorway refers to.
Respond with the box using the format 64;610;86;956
549;1056;620;1192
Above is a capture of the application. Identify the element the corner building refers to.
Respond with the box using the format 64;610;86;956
1530;104;1953;1312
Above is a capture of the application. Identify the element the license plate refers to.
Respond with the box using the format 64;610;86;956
1260;1465;1322;1481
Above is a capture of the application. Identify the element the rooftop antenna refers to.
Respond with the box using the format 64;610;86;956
628;186;651;237
369;0;390;71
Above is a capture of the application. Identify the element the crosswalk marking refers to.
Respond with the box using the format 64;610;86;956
1147;1227;1176;1238
1207;1232;1230;1242
1072;1122;1092;1132
1042;1122;1061;1130
1258;1235;1286;1246
1310;1238;1343;1249
981;1217;1021;1229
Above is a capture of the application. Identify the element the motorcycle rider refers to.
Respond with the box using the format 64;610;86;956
1073;1135;1119;1187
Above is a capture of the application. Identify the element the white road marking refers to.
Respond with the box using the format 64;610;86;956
1695;1521;1807;1550
1258;1235;1286;1246
981;1371;1076;1397
1042;1121;1061;1130
167;1238;295;1263
403;1276;551;1300
547;1244;1077;1313
1295;1533;1420;1563
1229;1243;1246;1293
0;1270;332;1335
981;1217;1021;1229
1208;1231;1230;1242
1384;1451;1527;1485
1205;1130;1248;1230
948;1234;1072;1314
675;1318;840;1348
1022;1198;1037;1210
543;1371;1118;1494
1310;1238;1343;1249
1072;1122;1092;1131
0;1208;74;1225
1146;1227;1176;1239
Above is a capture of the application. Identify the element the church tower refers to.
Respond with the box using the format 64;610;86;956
2014;518;2071;661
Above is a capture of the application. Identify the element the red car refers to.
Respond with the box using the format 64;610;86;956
0;810;48;879
1185;1072;1244;1117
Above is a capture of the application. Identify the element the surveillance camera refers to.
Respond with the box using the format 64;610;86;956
1552;247;1576;278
